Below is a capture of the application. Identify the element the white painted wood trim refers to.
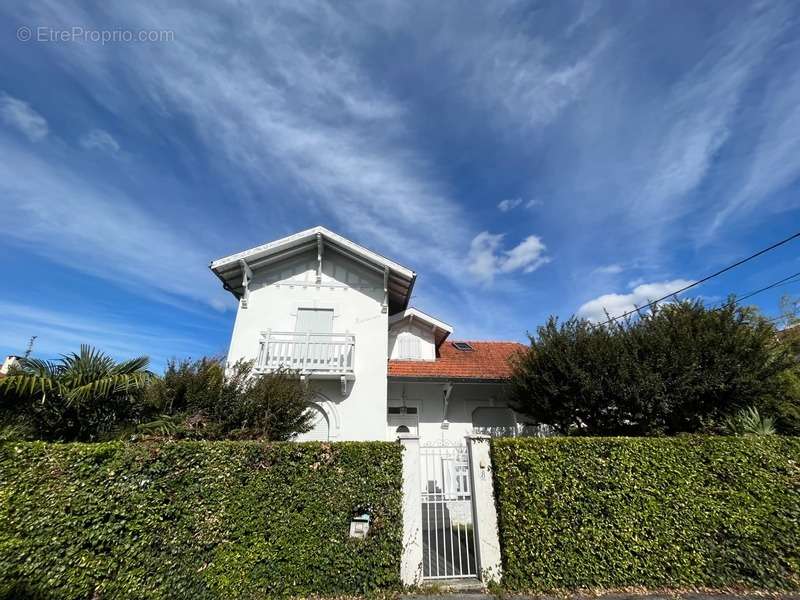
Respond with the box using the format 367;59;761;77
211;225;415;279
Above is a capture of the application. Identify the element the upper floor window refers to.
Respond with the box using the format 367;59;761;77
396;331;421;359
295;308;334;333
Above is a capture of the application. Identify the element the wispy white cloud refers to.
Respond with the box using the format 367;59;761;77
635;9;784;222
0;137;227;310
498;197;523;212
80;128;120;153
0;93;48;141
466;30;612;129
468;232;550;283
710;68;800;233
593;264;624;275
577;279;694;322
0;301;214;370
499;197;541;212
33;1;469;275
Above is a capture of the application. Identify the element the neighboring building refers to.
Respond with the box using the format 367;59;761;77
0;355;21;376
210;226;526;444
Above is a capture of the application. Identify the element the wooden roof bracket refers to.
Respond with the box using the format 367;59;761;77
239;259;253;309
441;382;453;429
316;233;323;285
382;267;389;313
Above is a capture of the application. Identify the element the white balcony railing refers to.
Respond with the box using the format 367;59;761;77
256;331;355;376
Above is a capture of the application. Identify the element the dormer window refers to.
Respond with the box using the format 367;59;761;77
397;331;421;359
452;342;474;352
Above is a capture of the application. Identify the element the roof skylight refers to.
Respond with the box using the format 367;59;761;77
452;342;474;352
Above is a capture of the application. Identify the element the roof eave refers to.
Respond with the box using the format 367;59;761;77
209;226;417;307
387;375;510;384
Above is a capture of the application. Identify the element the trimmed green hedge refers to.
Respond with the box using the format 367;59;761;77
491;437;800;591
0;441;402;599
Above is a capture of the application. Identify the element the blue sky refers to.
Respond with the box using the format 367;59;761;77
2;1;800;372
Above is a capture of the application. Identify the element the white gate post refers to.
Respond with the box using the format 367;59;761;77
399;434;423;586
466;434;502;582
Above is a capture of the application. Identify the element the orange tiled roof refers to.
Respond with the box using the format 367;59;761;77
388;340;526;380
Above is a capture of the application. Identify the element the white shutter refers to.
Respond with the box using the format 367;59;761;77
295;308;334;333
398;332;421;359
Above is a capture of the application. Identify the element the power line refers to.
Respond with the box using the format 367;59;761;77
600;229;800;325
733;270;800;304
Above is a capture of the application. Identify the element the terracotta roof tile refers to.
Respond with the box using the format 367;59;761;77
388;340;527;380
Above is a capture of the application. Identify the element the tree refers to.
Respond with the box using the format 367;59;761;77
509;300;796;435
213;360;315;440
0;345;153;441
140;358;314;441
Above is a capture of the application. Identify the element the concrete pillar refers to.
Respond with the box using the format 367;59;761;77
466;434;502;583
399;434;423;586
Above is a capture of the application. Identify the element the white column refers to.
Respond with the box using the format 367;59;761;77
466;434;502;583
399;434;423;586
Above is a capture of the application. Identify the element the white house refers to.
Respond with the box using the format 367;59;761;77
0;355;21;376
212;226;526;582
210;226;526;445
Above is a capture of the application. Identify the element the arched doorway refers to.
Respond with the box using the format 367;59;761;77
296;402;330;441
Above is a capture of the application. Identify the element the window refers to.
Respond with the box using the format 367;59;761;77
397;331;421;359
452;342;474;351
388;406;418;415
295;308;333;333
388;402;419;436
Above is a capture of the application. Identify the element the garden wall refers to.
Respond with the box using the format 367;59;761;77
491;437;800;591
0;441;402;599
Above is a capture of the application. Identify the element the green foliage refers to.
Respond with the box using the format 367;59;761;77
140;358;314;441
491;437;800;591
143;356;225;416
724;406;776;436
0;440;403;599
0;345;153;441
0;352;315;443
510;300;796;435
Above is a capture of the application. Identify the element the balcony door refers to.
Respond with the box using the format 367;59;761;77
295;308;334;334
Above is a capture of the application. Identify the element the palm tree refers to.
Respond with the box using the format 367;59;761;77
0;345;153;441
724;406;776;436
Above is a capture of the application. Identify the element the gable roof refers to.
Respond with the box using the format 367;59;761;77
209;226;416;313
389;307;453;348
388;340;526;382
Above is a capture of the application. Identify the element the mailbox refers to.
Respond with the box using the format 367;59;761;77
349;513;371;539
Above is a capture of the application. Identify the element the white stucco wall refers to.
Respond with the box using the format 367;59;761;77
387;381;514;444
226;248;388;441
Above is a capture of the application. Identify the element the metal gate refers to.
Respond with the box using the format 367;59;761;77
420;442;477;579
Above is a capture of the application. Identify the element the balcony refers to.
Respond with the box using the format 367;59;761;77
256;331;355;393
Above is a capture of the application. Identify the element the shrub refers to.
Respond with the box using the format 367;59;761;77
141;358;314;441
0;440;403;599
509;301;796;435
724;406;776;436
491;436;800;591
143;356;225;416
